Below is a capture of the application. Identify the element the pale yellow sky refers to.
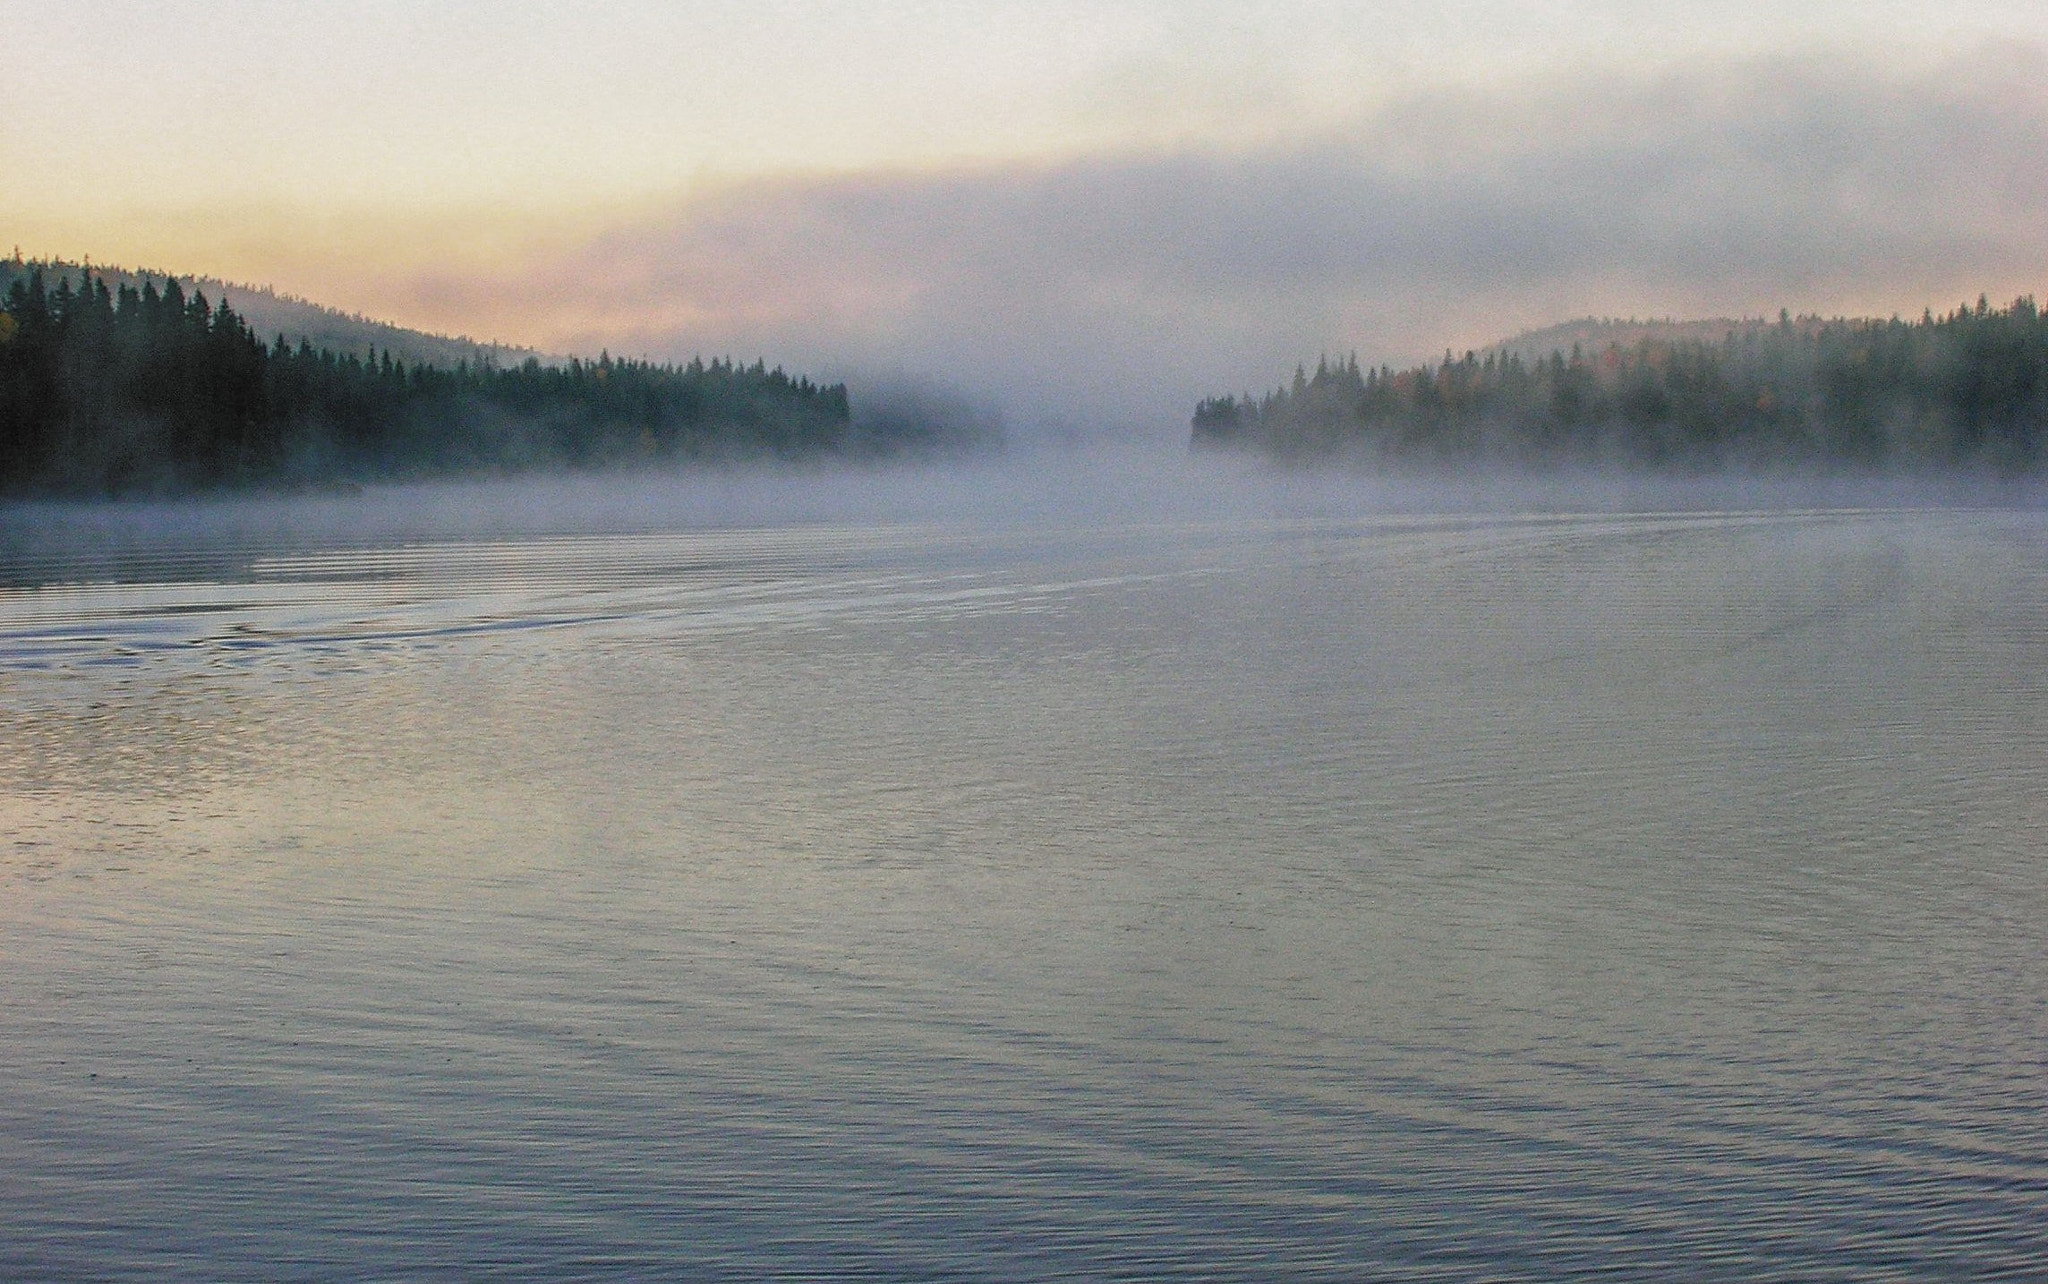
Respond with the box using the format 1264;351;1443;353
8;2;2040;264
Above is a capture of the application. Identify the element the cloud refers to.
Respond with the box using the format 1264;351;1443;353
407;45;2048;434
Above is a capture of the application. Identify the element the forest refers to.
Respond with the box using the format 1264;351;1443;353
0;264;867;495
1192;298;2048;470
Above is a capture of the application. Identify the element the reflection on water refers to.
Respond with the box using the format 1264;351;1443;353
2;485;2046;1280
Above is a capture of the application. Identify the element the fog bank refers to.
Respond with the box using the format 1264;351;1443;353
385;46;2048;441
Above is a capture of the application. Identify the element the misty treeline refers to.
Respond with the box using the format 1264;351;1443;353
0;264;900;495
1193;298;2048;469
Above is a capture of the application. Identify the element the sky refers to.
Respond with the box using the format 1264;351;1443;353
7;1;2048;432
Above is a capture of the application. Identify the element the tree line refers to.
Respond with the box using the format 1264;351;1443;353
1;265;862;494
1192;298;2048;469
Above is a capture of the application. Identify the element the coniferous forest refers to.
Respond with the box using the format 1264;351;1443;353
0;264;867;495
1193;298;2048;470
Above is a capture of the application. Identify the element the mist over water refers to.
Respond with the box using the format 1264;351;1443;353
5;447;2039;558
3;457;2046;1279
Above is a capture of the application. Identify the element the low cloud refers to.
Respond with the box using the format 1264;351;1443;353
409;45;2048;436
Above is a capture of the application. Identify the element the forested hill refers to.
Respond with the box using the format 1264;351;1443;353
1486;316;1772;367
1;265;870;495
1192;297;2048;470
1;257;533;372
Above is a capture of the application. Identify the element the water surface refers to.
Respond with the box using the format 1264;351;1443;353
3;476;2045;1279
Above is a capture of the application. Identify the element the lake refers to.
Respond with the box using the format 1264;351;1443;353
3;463;2045;1280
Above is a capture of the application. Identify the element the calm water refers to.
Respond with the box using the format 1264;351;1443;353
3;470;2045;1280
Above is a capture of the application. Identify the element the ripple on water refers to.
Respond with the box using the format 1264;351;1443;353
2;505;2045;1280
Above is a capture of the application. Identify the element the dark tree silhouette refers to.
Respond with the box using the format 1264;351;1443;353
1;263;865;495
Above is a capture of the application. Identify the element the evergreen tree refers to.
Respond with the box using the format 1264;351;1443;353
0;263;872;494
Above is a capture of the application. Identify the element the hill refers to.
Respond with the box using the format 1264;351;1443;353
1488;316;1777;366
1;261;872;494
0;255;539;371
1193;297;2048;469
